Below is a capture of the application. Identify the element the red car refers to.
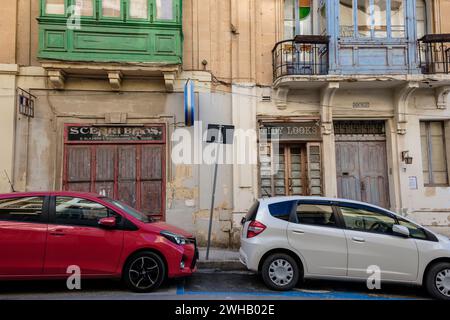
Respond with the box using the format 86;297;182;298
0;191;198;292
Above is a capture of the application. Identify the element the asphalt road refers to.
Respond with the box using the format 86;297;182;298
0;270;430;300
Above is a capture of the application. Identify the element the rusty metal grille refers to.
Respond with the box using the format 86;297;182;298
334;121;386;136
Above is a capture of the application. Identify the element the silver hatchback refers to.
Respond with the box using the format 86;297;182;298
240;196;450;300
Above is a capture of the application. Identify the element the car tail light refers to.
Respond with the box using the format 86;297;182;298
247;221;266;238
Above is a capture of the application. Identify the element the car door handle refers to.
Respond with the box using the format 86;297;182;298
50;229;66;236
352;237;366;243
292;230;305;235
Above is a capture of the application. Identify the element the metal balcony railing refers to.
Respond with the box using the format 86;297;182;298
418;34;450;74
272;35;330;81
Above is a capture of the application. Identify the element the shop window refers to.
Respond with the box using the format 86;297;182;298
45;0;65;15
129;0;148;19
284;0;313;39
156;0;174;20
102;0;121;18
420;121;449;186
74;0;94;16
340;0;405;38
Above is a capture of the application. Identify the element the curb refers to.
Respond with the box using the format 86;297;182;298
197;260;246;272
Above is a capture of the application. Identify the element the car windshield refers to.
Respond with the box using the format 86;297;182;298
103;198;153;223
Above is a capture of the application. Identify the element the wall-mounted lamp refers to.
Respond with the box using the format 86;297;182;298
401;151;413;165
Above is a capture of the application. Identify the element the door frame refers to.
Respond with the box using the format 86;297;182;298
335;122;391;209
62;123;167;220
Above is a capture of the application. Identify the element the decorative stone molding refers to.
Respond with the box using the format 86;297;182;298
108;71;123;91
320;82;340;135
274;86;289;110
394;82;419;135
47;69;66;89
435;86;450;110
163;71;176;92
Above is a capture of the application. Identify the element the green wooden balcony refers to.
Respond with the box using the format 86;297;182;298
38;0;182;65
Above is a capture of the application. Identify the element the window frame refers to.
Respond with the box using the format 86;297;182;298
283;0;314;39
41;0;70;17
40;0;180;25
49;196;126;229
420;121;449;187
0;196;49;224
339;0;406;40
293;200;342;229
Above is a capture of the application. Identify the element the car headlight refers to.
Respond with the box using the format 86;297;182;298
161;231;187;245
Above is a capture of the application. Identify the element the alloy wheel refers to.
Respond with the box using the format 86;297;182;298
128;256;160;290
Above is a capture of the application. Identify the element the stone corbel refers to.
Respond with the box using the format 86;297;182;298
320;82;339;135
163;71;176;92
395;82;419;135
108;71;123;91
47;69;66;90
274;86;289;110
435;86;450;110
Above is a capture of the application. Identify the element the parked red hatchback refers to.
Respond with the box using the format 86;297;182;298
0;192;198;292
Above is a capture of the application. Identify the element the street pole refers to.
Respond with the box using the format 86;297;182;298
206;125;222;260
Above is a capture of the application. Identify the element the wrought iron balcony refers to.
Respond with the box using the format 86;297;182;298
418;34;450;74
272;35;330;81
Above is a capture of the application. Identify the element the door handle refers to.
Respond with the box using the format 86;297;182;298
352;237;365;243
292;230;305;235
50;229;66;236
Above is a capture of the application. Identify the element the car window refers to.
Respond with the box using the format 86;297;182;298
245;201;260;222
397;218;428;240
296;203;336;227
268;201;295;221
339;206;396;235
55;197;121;227
0;197;45;223
104;198;151;223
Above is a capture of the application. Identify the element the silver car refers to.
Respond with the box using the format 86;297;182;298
239;197;450;300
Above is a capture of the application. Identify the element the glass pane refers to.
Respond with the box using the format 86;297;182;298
0;197;44;222
319;3;327;35
129;0;148;19
102;0;121;17
299;0;312;35
284;0;295;39
339;0;354;37
373;0;387;37
340;206;396;235
75;0;94;16
156;0;173;20
416;0;427;39
398;218;427;240
55;197;119;227
296;204;335;227
391;0;405;38
45;0;65;15
357;0;371;37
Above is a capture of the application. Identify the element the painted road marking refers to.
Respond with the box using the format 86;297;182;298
176;282;417;300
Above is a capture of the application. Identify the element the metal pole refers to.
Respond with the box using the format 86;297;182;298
206;126;222;260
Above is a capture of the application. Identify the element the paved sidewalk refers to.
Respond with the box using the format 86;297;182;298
197;247;245;271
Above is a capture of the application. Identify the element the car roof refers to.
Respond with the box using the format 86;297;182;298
258;196;393;214
0;191;103;199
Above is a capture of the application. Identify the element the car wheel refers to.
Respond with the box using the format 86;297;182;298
123;252;166;293
425;262;450;300
261;253;300;291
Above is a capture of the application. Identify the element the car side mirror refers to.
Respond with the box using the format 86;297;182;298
98;217;117;229
393;224;410;237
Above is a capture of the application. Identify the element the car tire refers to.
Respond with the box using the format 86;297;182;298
261;253;300;291
425;262;450;300
123;251;166;293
